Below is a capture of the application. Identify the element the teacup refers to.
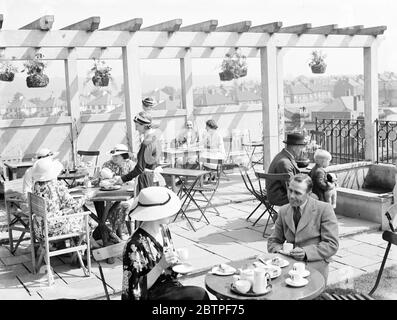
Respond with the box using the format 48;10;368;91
283;242;293;253
234;279;251;294
292;262;306;274
289;270;304;284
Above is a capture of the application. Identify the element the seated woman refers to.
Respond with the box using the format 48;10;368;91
122;186;210;300
175;120;200;169
31;157;97;246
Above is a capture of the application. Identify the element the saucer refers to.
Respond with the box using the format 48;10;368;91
230;283;272;297
265;258;290;268
285;277;309;287
172;263;193;274
289;269;310;278
210;264;236;276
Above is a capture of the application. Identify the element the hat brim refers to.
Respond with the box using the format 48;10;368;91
283;140;307;145
32;159;64;182
128;188;181;222
107;150;131;156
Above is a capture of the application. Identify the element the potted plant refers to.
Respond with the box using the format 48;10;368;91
219;51;248;81
0;61;18;82
309;50;327;74
90;59;112;87
23;53;49;88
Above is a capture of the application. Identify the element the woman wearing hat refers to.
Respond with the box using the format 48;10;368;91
31;157;97;242
121;186;209;300
200;119;226;172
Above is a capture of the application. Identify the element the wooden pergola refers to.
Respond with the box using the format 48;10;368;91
0;15;387;170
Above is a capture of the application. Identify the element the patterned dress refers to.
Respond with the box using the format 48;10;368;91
32;180;95;239
102;159;135;177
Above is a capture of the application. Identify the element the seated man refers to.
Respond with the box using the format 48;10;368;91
175;121;200;168
267;133;307;207
267;174;339;283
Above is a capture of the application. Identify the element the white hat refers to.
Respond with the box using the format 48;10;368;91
36;148;59;159
31;157;64;182
128;187;182;222
107;144;130;156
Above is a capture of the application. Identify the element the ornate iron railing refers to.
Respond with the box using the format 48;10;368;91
376;120;397;164
315;118;366;164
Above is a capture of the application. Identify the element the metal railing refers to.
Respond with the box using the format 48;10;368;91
376;120;397;164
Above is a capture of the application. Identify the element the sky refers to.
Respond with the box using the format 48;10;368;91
0;0;396;81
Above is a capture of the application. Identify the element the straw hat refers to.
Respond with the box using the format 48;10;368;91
128;187;182;222
107;144;130;156
31;157;64;182
36;147;59;159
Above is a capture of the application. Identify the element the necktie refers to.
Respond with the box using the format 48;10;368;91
293;206;301;229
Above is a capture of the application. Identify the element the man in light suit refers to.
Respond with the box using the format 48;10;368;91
267;173;339;283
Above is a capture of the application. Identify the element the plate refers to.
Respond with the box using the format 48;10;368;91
230;283;272;297
288;269;310;278
252;262;282;279
285;277;309;287
210;265;237;276
100;185;121;191
265;258;290;268
172;263;193;274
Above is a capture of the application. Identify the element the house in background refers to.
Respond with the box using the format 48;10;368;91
284;81;313;104
3;94;37;119
333;77;364;100
81;91;123;114
311;97;353;120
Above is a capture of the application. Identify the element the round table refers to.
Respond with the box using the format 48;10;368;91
205;254;325;300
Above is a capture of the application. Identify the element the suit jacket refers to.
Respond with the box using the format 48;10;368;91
267;149;300;206
267;197;339;280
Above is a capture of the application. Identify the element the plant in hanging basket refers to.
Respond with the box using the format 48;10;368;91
309;50;327;74
0;61;18;82
89;59;112;87
219;51;248;81
23;53;49;88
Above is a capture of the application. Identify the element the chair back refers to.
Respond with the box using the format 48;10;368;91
255;172;290;203
28;193;47;219
238;165;262;200
4;178;24;200
200;156;223;187
77;150;100;167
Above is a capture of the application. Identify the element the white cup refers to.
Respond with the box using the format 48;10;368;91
290;270;303;284
292;262;306;274
252;268;271;294
176;248;189;262
283;242;293;253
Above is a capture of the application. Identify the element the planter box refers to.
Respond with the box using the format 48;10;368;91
311;64;326;74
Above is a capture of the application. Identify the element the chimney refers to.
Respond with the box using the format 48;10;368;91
353;95;357;111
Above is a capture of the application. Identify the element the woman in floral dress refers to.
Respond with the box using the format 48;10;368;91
121;187;209;300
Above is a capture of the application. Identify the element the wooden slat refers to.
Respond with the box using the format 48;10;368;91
346;294;358;300
19;15;54;31
61;16;100;31
278;23;312;34
49;245;87;257
360;293;375;300
0;14;3;29
305;24;338;35
216;21;252;32
249;22;282;33
332;294;343;300
334;25;364;35
48;233;85;242
141;19;182;32
100;18;143;31
92;241;126;261
357;26;387;36
179;20;218;32
354;294;366;300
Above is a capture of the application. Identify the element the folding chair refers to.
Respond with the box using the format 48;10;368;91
28;192;92;286
77;150;100;175
238;165;267;222
5;178;30;253
222;136;246;180
255;172;290;237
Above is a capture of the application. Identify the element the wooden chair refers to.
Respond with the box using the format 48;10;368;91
255;172;290;237
28;192;92;286
77;150;100;175
222;136;246;180
4;178;30;253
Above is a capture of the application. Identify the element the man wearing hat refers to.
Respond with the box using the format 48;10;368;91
22;148;60;198
266;133;307;207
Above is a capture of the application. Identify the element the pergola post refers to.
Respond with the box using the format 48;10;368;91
363;42;379;162
180;48;194;123
260;45;279;171
122;42;142;153
277;47;285;150
64;48;81;166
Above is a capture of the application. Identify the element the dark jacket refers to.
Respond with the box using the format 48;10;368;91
267;148;300;206
309;164;332;202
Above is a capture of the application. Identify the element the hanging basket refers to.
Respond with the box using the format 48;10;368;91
92;74;110;87
237;68;248;78
0;72;15;82
219;70;235;81
311;64;326;74
26;73;49;88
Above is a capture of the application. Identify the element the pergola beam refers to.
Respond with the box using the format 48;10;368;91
333;25;364;35
100;18;143;31
357;26;387;36
19;15;54;31
216;21;252;32
61;16;100;31
305;24;338;35
278;23;312;34
141;19;182;32
179;20;218;32
249;22;283;34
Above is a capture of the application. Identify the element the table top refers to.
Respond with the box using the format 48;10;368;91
242;141;264;147
58;170;88;180
163;146;202;154
162;167;208;178
205;254;325;300
4;161;34;169
70;185;134;202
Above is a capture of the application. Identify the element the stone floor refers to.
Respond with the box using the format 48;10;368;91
0;170;395;300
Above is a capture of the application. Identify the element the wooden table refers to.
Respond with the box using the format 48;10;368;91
4;161;34;180
58;170;88;187
205;254;325;300
161;167;209;231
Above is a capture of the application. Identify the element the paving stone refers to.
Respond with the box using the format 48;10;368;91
338;238;362;250
53;263;99;284
17;271;64;293
328;267;366;286
183;245;229;272
1;254;31;266
0;264;29;289
334;249;352;258
346;243;388;258
0;288;34;300
220;228;265;243
350;232;386;246
333;253;379;269
0;246;13;258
